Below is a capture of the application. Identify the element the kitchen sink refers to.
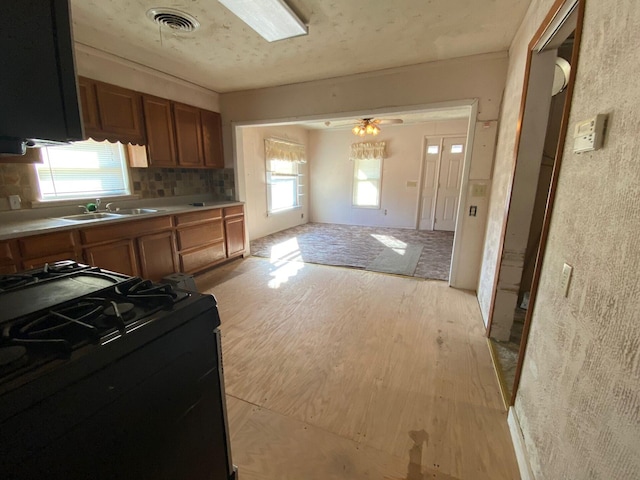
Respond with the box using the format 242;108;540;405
57;212;125;222
113;208;163;215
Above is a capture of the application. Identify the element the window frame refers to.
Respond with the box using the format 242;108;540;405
266;158;302;215
352;156;383;209
33;139;132;204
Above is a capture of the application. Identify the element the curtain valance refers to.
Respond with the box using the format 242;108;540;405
349;141;387;160
265;138;306;163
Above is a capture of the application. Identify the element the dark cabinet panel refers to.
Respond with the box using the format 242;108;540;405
94;82;145;145
84;239;138;277
201;110;224;169
173;103;203;167
138;231;177;281
143;96;177;167
77;77;100;132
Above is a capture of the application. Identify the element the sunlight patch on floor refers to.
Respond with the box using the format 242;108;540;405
371;234;407;250
268;237;305;288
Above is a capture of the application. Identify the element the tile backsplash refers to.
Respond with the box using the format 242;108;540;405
0;163;35;209
130;167;235;200
0;163;235;211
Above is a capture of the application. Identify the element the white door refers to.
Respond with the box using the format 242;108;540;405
418;139;441;230
434;137;465;231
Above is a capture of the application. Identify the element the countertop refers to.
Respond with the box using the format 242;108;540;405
0;197;243;241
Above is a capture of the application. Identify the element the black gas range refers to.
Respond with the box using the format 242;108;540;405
0;261;236;480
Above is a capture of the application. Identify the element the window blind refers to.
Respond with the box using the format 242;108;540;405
36;140;130;200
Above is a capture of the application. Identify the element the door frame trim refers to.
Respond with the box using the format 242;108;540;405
484;0;585;404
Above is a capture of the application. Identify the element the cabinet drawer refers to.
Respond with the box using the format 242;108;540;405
18;231;78;259
223;205;243;218
177;221;223;251
174;209;222;226
81;216;173;244
179;241;226;273
23;251;80;270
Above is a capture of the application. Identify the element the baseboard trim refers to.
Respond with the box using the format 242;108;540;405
508;407;534;480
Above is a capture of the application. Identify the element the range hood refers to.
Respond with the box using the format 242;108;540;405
0;0;84;155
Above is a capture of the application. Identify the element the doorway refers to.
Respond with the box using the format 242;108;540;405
418;136;466;231
487;0;584;404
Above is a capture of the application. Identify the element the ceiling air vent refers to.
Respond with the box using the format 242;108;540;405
146;8;200;32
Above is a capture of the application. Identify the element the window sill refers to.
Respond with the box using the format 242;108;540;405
351;205;381;210
267;206;302;216
31;194;140;209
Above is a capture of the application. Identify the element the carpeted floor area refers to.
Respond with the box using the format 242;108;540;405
250;222;454;281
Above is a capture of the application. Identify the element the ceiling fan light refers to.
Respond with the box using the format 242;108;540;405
365;123;374;134
358;128;366;137
352;125;360;135
372;126;380;135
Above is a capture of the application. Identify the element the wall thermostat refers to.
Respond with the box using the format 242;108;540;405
573;114;607;154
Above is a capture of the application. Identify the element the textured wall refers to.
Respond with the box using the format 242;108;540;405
491;0;640;478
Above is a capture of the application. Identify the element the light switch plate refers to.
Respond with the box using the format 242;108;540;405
561;263;573;297
8;195;21;210
573;114;607;153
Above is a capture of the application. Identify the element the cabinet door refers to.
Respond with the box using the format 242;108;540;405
77;77;100;133
201;110;224;169
137;231;177;281
143;95;177;167
0;240;20;274
18;231;80;262
95;82;145;145
84;239;138;277
224;216;245;258
173;103;203;167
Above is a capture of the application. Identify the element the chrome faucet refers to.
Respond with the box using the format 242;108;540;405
95;198;101;210
77;205;89;213
105;202;116;212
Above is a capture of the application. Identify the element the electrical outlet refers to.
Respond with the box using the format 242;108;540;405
561;263;573;297
8;195;21;210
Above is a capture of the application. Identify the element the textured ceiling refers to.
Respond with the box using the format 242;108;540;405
69;0;531;93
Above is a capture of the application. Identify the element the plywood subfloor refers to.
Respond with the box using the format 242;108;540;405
196;258;520;480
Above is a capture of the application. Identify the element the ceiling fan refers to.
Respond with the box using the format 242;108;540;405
324;117;404;136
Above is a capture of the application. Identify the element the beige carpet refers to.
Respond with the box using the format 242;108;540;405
250;222;454;281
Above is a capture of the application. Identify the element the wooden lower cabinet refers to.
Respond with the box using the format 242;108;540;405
224;216;245;258
84;239;139;277
175;208;228;274
223;206;245;258
18;230;81;270
0;240;20;274
179;242;226;273
5;205;245;278
137;230;177;281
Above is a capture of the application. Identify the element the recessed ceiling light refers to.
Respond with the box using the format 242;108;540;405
218;0;308;42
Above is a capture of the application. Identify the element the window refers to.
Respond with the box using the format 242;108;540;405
451;144;464;153
35;139;130;201
267;159;300;213
352;157;382;208
427;145;439;154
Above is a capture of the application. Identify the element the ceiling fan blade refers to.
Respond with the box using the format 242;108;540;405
376;118;403;125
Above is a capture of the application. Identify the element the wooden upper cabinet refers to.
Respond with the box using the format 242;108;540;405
77;77;100;132
173;103;203;167
201;110;224;169
78;77;145;145
143;95;177;167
